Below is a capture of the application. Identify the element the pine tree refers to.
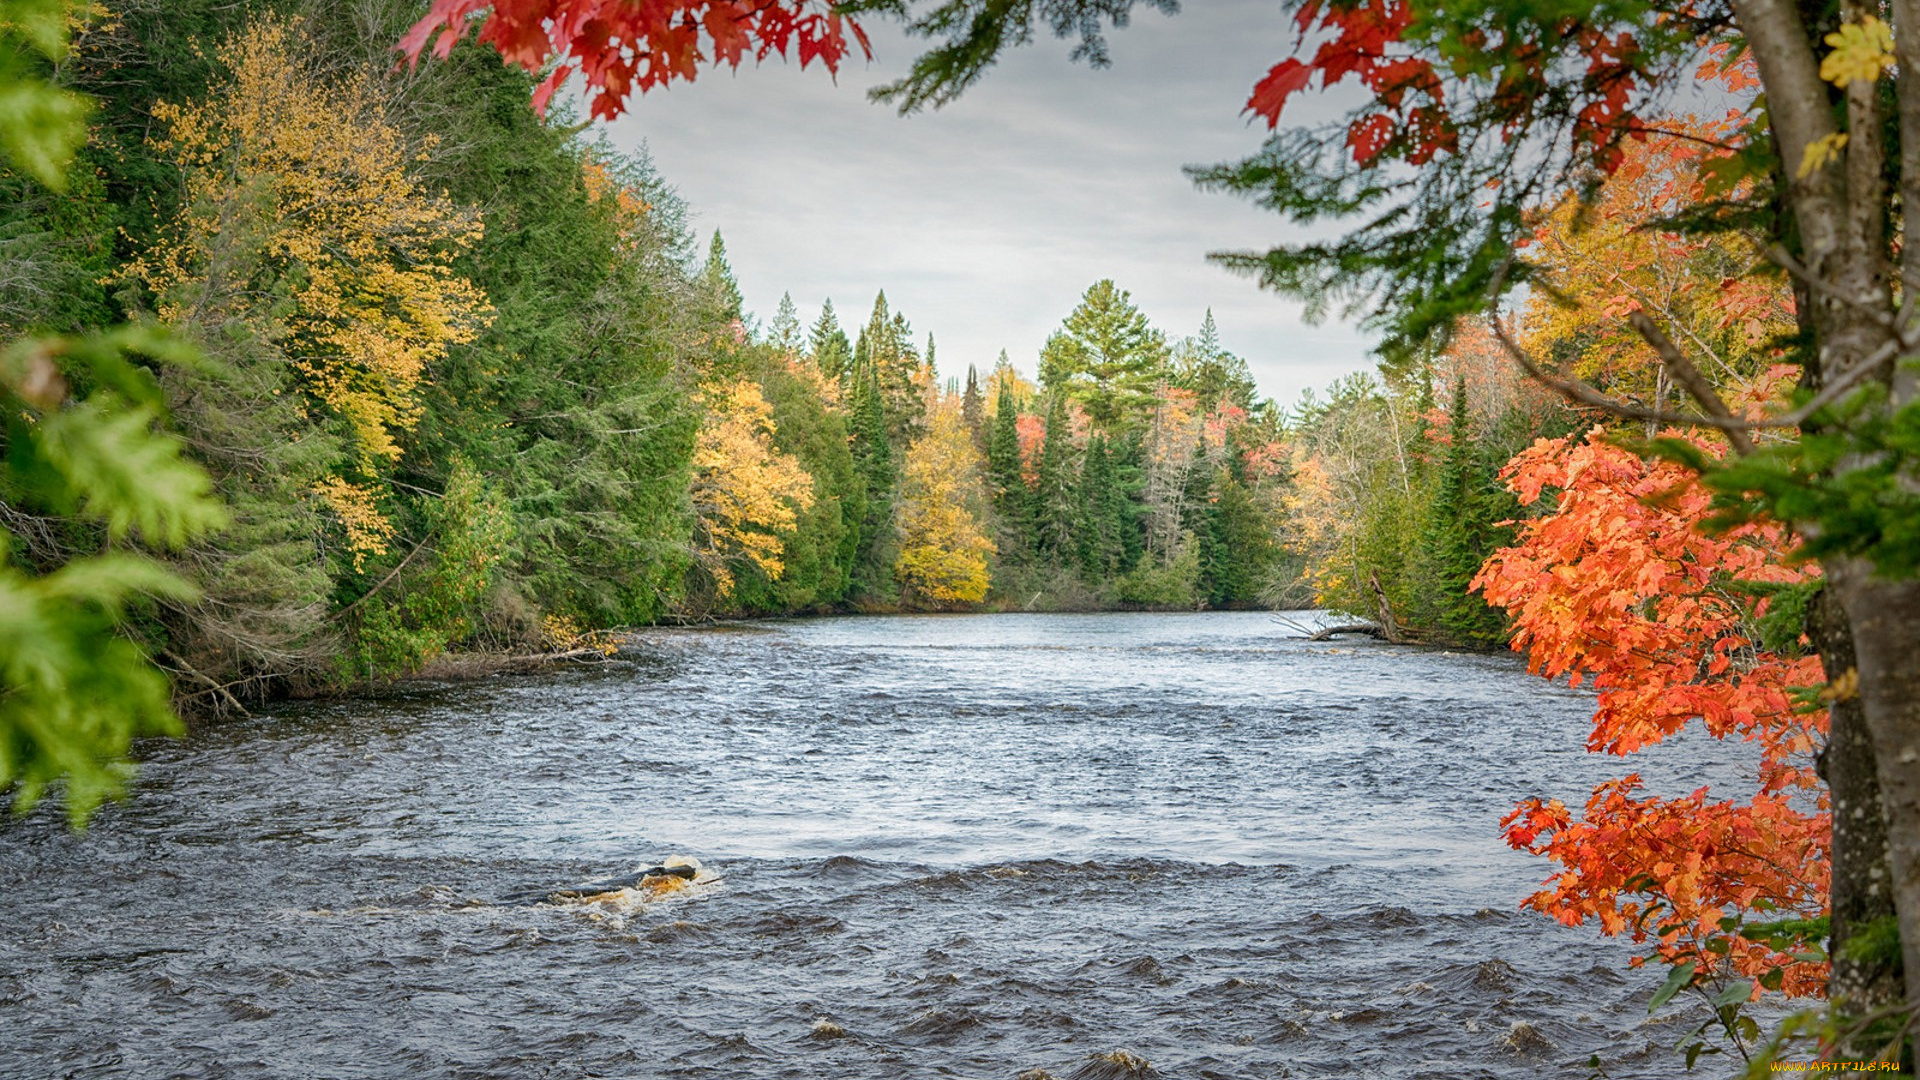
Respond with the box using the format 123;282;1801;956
808;298;852;380
1038;279;1169;434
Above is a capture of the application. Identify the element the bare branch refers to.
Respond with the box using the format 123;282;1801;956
1627;312;1757;455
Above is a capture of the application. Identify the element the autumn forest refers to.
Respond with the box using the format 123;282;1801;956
10;0;1920;1071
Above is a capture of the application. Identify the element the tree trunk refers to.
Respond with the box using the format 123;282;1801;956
1811;587;1901;1013
1831;564;1920;1007
1368;569;1403;644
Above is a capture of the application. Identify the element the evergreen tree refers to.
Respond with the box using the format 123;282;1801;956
859;291;926;446
808;298;852;380
700;230;745;327
1108;435;1146;572
769;291;803;355
1031;394;1078;562
847;355;898;602
986;348;1031;411
986;386;1029;553
1077;437;1126;579
1421;376;1513;646
1172;309;1258;411
1038;279;1168;434
962;364;985;445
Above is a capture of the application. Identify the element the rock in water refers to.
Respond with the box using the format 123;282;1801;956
1068;1050;1157;1080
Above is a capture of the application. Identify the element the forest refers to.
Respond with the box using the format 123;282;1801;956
8;0;1920;1069
1;0;1565;722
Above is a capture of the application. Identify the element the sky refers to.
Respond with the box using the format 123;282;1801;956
599;0;1380;408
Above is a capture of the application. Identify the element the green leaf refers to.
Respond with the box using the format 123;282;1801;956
5;0;76;58
1650;959;1696;1012
0;79;90;191
33;396;227;547
39;554;199;612
1712;979;1753;1008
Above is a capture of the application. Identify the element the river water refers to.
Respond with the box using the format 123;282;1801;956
1;612;1764;1079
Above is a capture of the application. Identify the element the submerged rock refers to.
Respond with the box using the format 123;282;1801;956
1067;1050;1157;1080
1500;1020;1554;1055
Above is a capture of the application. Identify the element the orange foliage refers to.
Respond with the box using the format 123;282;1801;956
1521;115;1793;399
1476;430;1829;998
1014;413;1045;486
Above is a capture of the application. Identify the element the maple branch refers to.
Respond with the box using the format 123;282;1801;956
1486;250;1908;444
1600;120;1743;153
1487;315;1778;440
1626;311;1756;455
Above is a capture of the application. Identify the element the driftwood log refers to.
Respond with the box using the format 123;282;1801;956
1306;623;1389;642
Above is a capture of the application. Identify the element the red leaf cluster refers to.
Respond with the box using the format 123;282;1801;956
400;0;870;120
1246;2;1673;173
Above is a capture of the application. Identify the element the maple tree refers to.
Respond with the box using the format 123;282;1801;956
1520;114;1794;408
689;375;817;598
895;397;995;605
1478;430;1829;1001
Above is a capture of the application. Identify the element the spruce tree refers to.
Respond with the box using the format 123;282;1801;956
769;291;803;355
1031;394;1078;563
962;364;985;445
1173;309;1258;411
847;355;898;602
1423;376;1511;646
1077;436;1120;579
700;230;745;324
986;387;1028;552
809;298;852;380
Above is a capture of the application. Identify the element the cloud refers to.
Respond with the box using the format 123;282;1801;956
600;0;1380;408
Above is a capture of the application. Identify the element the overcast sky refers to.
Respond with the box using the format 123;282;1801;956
598;0;1379;407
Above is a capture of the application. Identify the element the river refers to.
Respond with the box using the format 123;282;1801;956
0;612;1763;1078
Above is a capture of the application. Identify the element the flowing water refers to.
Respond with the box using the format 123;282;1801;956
0;612;1766;1079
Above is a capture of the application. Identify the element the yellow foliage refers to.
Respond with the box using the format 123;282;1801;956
1797;132;1849;178
1821;16;1895;87
1521;119;1793;402
895;402;995;605
312;477;393;572
131;18;490;479
541;614;619;656
581;158;653;252
690;377;816;597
